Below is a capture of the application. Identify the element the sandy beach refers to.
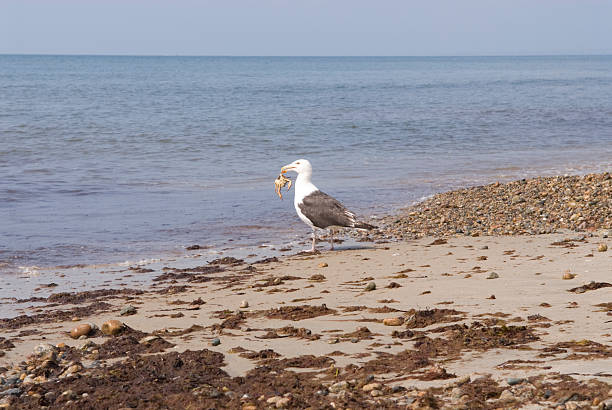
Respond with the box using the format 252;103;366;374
1;174;611;409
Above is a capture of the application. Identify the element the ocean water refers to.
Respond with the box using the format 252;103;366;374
1;55;611;276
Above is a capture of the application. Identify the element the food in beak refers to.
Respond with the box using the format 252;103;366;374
274;174;292;199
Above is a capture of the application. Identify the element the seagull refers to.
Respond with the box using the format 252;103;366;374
280;159;376;251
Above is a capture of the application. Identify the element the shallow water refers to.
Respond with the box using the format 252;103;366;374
1;55;611;277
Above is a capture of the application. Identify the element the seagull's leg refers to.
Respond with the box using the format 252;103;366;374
330;229;334;251
311;229;316;252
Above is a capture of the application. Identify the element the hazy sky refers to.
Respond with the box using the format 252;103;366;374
2;0;611;56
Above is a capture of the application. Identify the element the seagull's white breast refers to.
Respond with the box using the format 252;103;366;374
293;175;318;229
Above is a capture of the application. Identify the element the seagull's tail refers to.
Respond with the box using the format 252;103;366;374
353;221;377;230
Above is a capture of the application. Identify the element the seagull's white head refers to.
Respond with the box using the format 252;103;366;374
281;159;312;176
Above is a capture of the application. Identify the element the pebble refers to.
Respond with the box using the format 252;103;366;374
370;389;383;397
562;272;576;280
33;344;56;356
275;397;291;408
486;272;499;279
362;383;382;392
211;338;221;346
329;381;349;392
507;377;524;386
365;282;376;291
240;300;249;308
267;396;281;404
601;398;612;409
69;323;92;339
120;305;137;316
373;173;611;239
383;317;403;326
0;388;21;397
318;262;328;268
101;320;124;336
499;389;515;401
598;243;608;252
391;385;405;393
350;338;359;343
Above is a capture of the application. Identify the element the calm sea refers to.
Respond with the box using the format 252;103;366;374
1;55;611;275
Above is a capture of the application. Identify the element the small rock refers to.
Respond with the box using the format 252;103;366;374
267;396;281;404
33;344;56;356
370;389;382;397
598;243;608;252
272;277;282;285
562;272;576;280
211;338;221;346
486;272;499;279
329;381;349;392
276;397;291;408
318;262;328;268
450;387;463;399
391;385;404;393
362;382;382;392
507;377;524;386
383;317;403;326
240;300;249;308
0;388;21;397
120;305;137;316
350;338;359;343
365;282;376;291
101;320;124;335
499;389;515;401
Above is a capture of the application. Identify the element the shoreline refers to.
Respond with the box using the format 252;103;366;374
0;172;611;408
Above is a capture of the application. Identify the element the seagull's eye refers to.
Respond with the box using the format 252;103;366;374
296;162;300;164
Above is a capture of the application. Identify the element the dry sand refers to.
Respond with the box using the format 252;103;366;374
1;231;610;408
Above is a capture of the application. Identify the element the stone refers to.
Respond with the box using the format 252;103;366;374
450;387;463;399
329;381;349;392
391;385;404;393
318;262;328;268
507;377;524;386
362;382;382;392
562;272;576;280
598;243;608;252
32;343;56;356
370;389;382;397
211;338;221;346
383;317;403;326
275;397;291;408
70;323;93;339
240;300;249;308
120;305;137;316
486;272;499;279
267;396;281;404
365;282;376;291
499;389;514;401
0;388;21;397
101;320;124;336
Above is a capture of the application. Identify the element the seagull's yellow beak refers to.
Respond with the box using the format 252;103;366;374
280;165;294;174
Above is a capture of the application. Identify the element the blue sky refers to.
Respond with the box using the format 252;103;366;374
1;0;611;56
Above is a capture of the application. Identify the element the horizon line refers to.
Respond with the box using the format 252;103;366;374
1;52;612;58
